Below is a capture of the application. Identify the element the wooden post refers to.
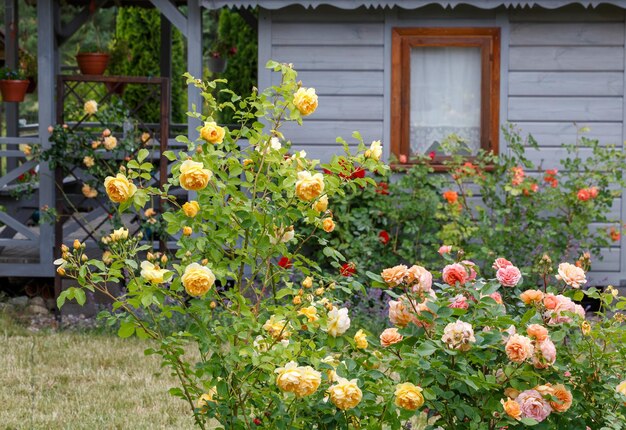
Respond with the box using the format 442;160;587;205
4;0;19;172
38;0;57;278
187;0;203;141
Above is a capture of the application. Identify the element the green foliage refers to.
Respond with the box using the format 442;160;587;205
114;7;186;122
215;8;257;125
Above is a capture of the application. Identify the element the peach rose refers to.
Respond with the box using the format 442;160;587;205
406;265;433;293
489;292;503;305
526;324;549;342
322;217;335;233
462;260;478;281
505;334;534;363
496;265;522;287
381;264;408;287
442;263;469;286
379;327;403;347
520;289;544;305
556;262;587;289
501;398;521;420
388;297;415;327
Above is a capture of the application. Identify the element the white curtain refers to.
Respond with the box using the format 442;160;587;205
410;46;482;155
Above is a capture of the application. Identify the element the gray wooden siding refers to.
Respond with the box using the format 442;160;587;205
260;4;626;281
259;6;385;158
507;10;625;277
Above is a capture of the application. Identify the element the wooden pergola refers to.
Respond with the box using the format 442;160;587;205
0;0;207;276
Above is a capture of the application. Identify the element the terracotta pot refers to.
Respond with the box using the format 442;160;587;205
76;52;110;75
207;57;227;74
104;81;126;95
0;80;30;102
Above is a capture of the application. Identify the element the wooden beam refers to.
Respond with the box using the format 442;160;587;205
187;0;202;141
150;0;188;38
56;0;109;46
38;0;57;274
4;0;19;173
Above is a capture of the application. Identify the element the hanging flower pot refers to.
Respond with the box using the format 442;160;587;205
0;79;30;102
207;57;228;74
76;53;110;75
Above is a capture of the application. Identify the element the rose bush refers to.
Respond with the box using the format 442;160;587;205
55;62;626;429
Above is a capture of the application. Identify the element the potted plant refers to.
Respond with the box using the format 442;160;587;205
75;24;109;76
0;67;30;102
207;40;237;74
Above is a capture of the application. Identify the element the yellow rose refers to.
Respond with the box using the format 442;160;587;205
141;132;151;144
394;382;424;411
263;315;291;340
83;155;95;168
328;377;362;410
313;195;328;213
275;362;321;398
298;306;318;322
617;380;626;396
302;276;313;289
322;217;335;233
183;201;200;218
109;227;129;242
365;140;383;161
102;251;113;265
354;329;368;349
200;121;226;144
84;100;98;115
182;226;192;236
140;261;171;284
104;173;137;203
581;320;591;335
20;144;32;156
196;387;217;411
293;87;318;116
179;159;213;191
103;136;118;150
181;262;215;297
295;171;325;201
501;397;521;420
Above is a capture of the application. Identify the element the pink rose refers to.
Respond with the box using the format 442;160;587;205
442;263;469;286
492;257;512;270
489;292;503;304
449;294;469;310
532;339;556;369
462;260;477;281
496;265;522;287
438;245;452;255
516;390;552;422
564;371;571;377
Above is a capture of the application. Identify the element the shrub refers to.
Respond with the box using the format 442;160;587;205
56;63;626;429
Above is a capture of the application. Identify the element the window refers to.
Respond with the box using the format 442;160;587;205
391;28;500;169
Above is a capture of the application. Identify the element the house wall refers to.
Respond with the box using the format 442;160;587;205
258;4;626;284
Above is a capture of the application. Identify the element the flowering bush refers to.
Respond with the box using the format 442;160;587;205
306;126;626;288
55;63;626;429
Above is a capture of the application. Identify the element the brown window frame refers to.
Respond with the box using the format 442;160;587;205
391;27;501;171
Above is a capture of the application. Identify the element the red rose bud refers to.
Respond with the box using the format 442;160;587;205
375;182;389;195
278;256;292;269
428;151;436;160
253;418;262;425
379;230;390;245
340;262;356;277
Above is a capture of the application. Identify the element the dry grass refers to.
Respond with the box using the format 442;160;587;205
0;312;196;430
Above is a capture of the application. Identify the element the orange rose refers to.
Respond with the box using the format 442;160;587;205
526;324;549;342
443;190;458;204
380;327;403;347
520;289;544;305
501;398;521;420
381;265;408;287
550;384;573;412
543;293;559;310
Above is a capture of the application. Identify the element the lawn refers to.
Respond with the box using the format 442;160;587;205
0;312;195;430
